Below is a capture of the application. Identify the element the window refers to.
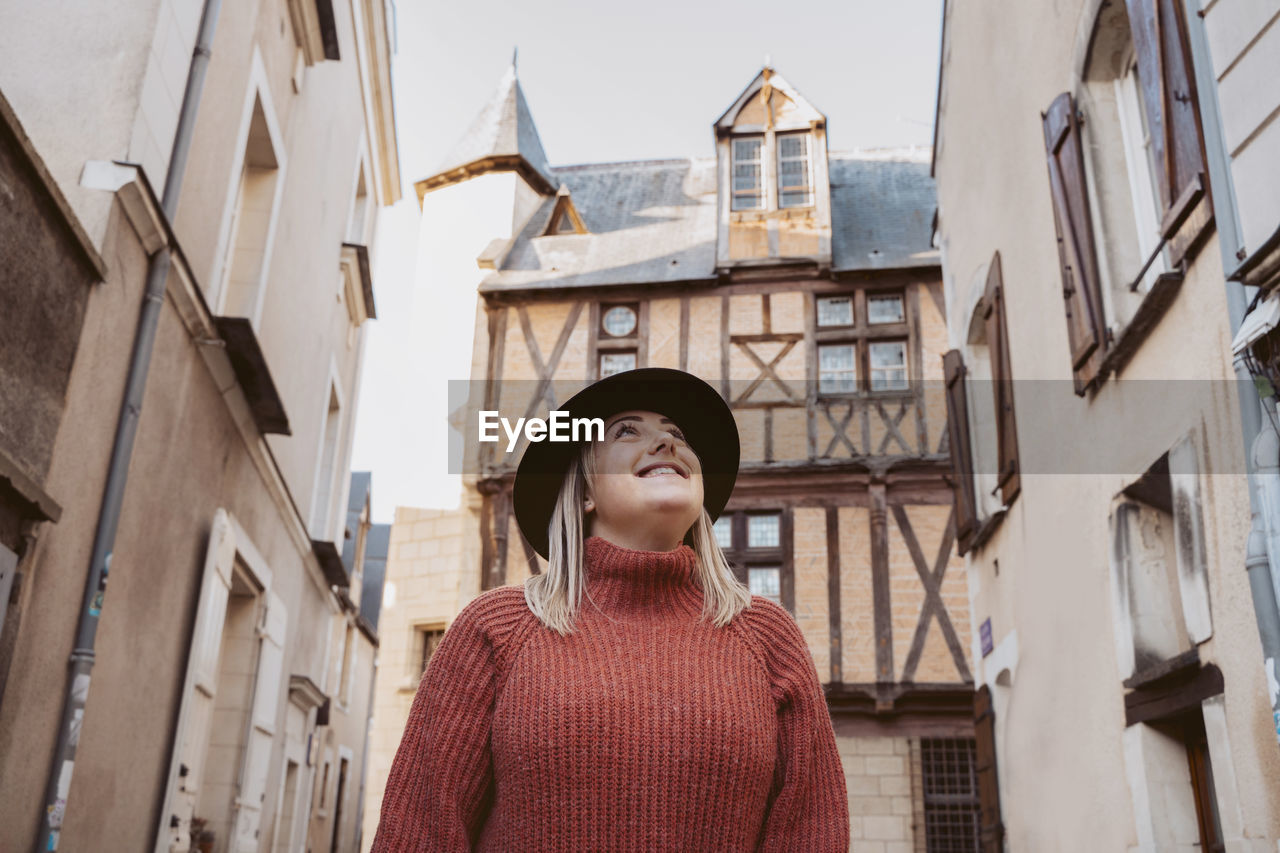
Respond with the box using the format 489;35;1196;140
869;341;908;390
943;253;1021;557
920;738;982;851
712;516;733;548
599;351;636;377
411;625;445;684
747;514;780;548
602;305;637;337
1044;0;1211;393
311;382;343;539
867;293;904;324
346;160;371;245
816;296;853;327
776;132;812;208
219;94;282;323
731;137;764;210
818;344;856;393
715;510;792;611
815;289;911;396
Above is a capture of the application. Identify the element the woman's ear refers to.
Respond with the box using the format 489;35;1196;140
583;495;595;514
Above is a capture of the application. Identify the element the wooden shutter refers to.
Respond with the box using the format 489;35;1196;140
974;684;1005;852
1043;92;1107;396
983;252;1021;505
156;510;236;853
1124;0;1212;265
232;590;288;852
943;349;979;555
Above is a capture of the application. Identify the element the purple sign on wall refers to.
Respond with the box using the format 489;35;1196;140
980;618;993;658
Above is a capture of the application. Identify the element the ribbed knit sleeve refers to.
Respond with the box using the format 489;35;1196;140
370;586;530;852
739;597;851;852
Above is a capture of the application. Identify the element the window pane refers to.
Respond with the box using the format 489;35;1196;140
817;296;854;326
748;567;782;601
819;344;856;393
869;341;908;390
867;293;904;324
733;138;762;160
777;133;812;208
779;134;807;158
747;514;780;548
713;516;733;548
733;193;762;211
600;351;636;377
602;305;637;337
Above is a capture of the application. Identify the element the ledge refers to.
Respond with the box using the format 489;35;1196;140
1097;270;1184;381
0;447;62;523
312;539;348;588
213;317;291;435
1123;646;1199;690
1124;661;1222;727
288;674;326;710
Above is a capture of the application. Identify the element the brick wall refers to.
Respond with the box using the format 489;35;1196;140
836;735;920;853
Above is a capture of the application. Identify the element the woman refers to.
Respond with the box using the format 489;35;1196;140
371;368;850;851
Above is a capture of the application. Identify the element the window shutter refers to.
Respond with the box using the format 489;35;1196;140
943;349;979;555
974;685;1005;852
157;509;236;852
1124;0;1212;265
983;252;1021;506
1043;92;1107;395
234;590;288;851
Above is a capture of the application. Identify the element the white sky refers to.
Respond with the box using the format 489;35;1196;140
351;0;943;522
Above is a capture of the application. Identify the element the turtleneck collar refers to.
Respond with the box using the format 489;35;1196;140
581;536;703;620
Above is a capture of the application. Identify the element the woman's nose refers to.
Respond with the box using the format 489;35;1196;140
648;431;676;455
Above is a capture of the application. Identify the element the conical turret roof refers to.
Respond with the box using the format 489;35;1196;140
416;64;556;202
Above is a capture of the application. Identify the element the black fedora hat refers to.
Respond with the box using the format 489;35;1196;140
512;368;740;560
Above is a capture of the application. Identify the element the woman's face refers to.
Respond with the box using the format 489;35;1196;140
584;409;704;552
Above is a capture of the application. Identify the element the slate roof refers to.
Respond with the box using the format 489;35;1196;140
480;148;938;293
426;65;555;193
360;523;391;634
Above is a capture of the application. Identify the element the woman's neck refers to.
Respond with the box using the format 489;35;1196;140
580;536;703;621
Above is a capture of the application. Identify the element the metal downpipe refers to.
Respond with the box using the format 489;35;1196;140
35;0;224;847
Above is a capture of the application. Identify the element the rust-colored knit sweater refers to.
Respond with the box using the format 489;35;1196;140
371;536;850;851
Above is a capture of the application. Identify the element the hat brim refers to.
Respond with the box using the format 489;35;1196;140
512;368;740;560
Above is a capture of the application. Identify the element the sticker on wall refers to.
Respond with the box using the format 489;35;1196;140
980;618;993;658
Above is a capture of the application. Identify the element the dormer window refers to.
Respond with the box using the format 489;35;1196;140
731;137;764;211
777;132;813;208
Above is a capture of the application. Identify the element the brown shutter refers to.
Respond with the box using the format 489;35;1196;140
943;349;979;556
1043;92;1107;396
1124;0;1213;265
983;252;1020;505
974;684;1005;852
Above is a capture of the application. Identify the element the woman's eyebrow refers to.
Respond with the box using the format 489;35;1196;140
604;415;680;431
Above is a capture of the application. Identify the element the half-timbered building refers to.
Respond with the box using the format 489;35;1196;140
388;64;987;850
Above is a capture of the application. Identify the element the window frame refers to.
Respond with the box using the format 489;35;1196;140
714;508;794;613
814;288;913;398
776;130;815;209
730;135;765;211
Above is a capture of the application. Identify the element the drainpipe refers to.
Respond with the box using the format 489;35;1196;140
35;0;224;848
1235;349;1280;747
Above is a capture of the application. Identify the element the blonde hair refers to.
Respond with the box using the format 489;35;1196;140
524;439;752;636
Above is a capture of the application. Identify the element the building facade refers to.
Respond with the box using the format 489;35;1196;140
0;0;398;850
934;0;1280;848
367;65;985;851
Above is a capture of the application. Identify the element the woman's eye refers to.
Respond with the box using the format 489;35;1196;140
670;429;687;442
614;423;637;437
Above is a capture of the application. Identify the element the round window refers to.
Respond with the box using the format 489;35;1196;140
603;305;637;337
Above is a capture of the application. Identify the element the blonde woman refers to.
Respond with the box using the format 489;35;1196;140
372;368;849;851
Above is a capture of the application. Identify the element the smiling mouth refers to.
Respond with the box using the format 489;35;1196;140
635;463;687;479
